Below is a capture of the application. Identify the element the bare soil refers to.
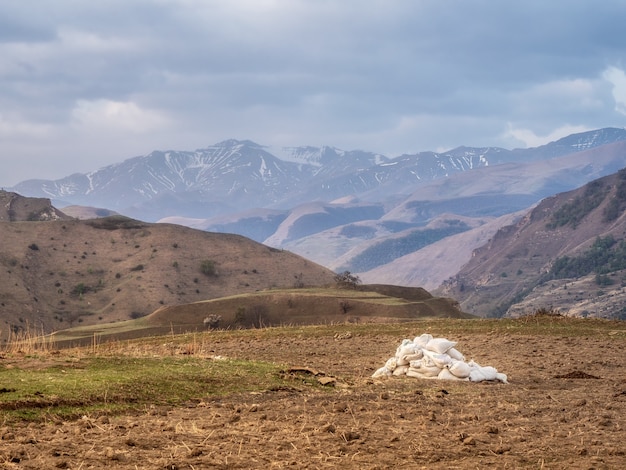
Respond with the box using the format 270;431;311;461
1;327;625;469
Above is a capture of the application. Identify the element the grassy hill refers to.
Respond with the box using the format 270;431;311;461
51;284;471;345
0;214;338;339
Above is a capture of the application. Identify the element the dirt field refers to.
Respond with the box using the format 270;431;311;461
1;322;625;469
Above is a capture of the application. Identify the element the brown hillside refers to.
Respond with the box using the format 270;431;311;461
0;190;71;222
0;216;337;338
437;169;626;319
355;283;433;301
145;286;470;332
359;212;525;290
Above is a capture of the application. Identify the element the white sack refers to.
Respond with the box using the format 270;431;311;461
396;343;418;359
480;365;498;380
408;362;441;377
425;338;457;354
395;340;413;357
396;356;409;366
399;352;423;366
406;369;439;379
424;351;452;368
420;354;436;367
413;334;433;348
438;368;469;381
372;366;392;378
447;347;465;361
468;368;486;382
448;360;472;378
496;372;509;384
392;365;409;376
384;357;398;372
469;365;498;382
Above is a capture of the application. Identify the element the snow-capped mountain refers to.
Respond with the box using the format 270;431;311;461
14;140;314;218
11;128;626;225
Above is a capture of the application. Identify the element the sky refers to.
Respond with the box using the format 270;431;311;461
2;0;626;187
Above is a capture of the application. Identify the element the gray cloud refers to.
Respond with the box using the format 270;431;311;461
1;0;626;186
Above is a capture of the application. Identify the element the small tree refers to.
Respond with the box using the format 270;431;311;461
334;271;361;289
71;283;90;297
339;300;352;314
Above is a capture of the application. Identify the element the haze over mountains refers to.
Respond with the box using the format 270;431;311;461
8;128;626;320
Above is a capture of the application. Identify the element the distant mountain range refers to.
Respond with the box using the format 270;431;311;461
12;127;626;221
9;127;626;318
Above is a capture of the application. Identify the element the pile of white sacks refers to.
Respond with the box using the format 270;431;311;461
372;333;508;383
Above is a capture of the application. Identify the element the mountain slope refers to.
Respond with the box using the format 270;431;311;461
13;141;313;217
0;215;338;338
436;169;626;319
246;138;626;278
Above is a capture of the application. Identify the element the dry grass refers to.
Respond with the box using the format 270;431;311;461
1;323;56;356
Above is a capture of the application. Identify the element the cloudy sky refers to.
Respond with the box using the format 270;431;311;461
2;0;626;187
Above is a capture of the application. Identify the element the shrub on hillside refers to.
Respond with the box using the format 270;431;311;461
71;283;90;297
203;314;222;329
546;180;608;229
234;305;268;328
200;260;218;276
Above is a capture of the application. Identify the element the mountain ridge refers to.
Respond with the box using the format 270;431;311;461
12;128;626;222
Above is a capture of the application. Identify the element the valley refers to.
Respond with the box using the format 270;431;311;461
4;127;626;330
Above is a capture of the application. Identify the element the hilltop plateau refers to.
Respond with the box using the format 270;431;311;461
52;284;470;346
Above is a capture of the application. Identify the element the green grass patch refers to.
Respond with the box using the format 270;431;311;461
0;356;289;422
